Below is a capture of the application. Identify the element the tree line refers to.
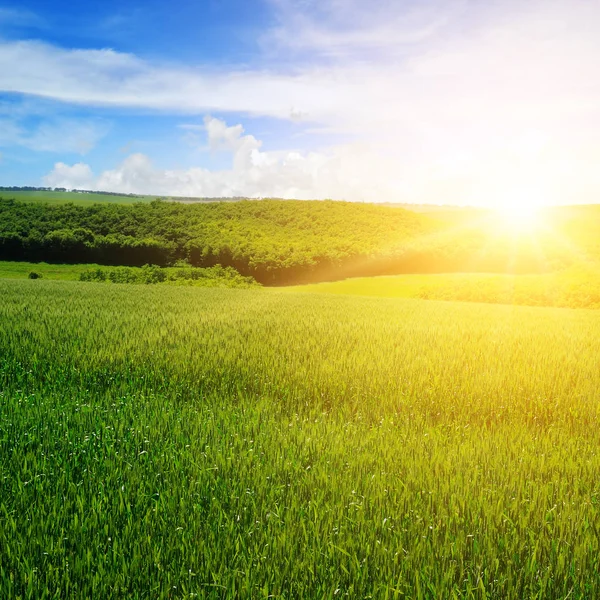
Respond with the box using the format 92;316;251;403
0;198;584;284
0;185;149;197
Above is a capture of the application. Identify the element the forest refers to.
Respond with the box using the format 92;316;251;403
1;197;598;284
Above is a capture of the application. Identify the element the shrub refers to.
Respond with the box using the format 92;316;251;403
79;268;107;282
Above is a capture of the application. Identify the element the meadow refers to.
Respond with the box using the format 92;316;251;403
0;190;159;205
0;260;101;280
287;265;600;309
5;260;600;310
1;279;600;598
0;261;258;288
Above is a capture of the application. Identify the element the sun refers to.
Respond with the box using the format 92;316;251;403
495;202;540;231
491;191;544;232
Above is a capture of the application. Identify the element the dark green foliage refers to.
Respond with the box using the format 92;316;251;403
78;267;107;282
27;271;42;279
0;198;434;283
79;264;258;287
2;197;599;285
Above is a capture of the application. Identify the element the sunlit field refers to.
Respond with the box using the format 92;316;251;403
286;265;600;309
6;0;600;597
2;280;600;598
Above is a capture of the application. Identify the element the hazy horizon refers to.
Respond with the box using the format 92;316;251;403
1;0;600;208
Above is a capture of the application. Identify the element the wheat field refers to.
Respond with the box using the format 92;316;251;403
1;280;599;598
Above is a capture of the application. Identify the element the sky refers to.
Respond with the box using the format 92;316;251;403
1;0;600;206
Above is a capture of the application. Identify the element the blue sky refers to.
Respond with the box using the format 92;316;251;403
1;0;600;205
2;0;274;62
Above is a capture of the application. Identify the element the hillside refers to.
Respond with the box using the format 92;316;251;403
0;199;433;284
2;197;600;284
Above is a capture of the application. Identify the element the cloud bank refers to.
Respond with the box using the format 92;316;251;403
4;0;600;204
44;116;385;200
44;115;600;206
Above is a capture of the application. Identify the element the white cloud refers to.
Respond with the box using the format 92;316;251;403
263;0;460;58
42;114;600;206
43;162;95;189
43;116;391;199
6;0;600;204
3;1;599;132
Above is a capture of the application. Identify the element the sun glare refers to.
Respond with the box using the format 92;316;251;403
495;202;540;231
491;190;544;232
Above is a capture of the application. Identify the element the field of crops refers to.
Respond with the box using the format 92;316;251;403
288;266;600;309
0;191;158;205
1;279;599;598
6;260;600;310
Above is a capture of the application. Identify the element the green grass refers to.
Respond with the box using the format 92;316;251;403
285;273;457;298
0;191;158;205
288;266;600;309
0;260;105;280
0;261;258;288
1;280;600;598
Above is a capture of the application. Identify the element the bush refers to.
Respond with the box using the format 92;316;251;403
140;264;167;284
79;268;107;282
78;264;258;288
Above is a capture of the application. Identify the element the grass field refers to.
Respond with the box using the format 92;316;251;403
1;279;600;598
286;273;494;299
0;261;258;288
287;266;600;309
6;260;600;310
0;260;102;280
0;191;159;205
